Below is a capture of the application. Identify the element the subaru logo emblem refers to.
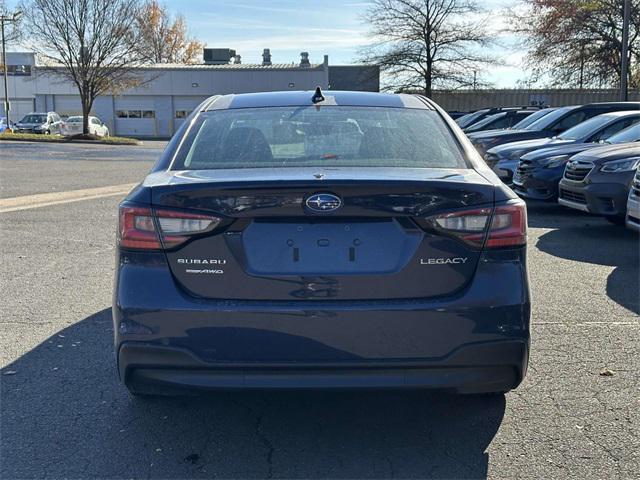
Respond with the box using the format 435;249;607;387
305;193;342;213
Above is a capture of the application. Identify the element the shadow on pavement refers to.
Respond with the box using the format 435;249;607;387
525;200;595;228
535;221;639;314
1;308;505;479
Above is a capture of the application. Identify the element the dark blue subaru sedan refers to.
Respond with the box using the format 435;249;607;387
113;90;530;396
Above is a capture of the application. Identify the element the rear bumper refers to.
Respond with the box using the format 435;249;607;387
120;340;528;394
114;249;531;393
558;179;630;217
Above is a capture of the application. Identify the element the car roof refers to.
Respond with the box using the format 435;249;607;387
583;101;640;108
596;110;640;117
203;90;431;111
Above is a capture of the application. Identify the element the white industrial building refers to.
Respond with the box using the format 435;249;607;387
1;49;379;137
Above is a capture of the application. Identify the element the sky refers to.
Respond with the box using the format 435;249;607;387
5;0;528;88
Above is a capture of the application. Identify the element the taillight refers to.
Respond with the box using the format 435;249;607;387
119;206;161;249
429;207;491;247
155;209;221;248
425;201;527;249
485;203;527;248
118;205;221;250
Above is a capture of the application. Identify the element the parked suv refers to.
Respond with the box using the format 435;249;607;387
558;144;640;223
487;110;640;184
512;117;640;199
14;112;63;134
471;102;640;159
114;90;530;397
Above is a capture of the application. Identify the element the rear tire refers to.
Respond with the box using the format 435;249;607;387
605;215;625;225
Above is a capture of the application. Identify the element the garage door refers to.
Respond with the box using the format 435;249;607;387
54;95;82;118
8;99;35;124
173;96;208;132
114;96;157;137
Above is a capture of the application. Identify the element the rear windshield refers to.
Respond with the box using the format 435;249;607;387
173;106;467;170
66;116;83;123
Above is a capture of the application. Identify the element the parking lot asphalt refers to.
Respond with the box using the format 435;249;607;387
1;141;638;479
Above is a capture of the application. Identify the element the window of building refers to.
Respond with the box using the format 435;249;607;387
115;110;154;119
7;65;31;76
175;110;189;119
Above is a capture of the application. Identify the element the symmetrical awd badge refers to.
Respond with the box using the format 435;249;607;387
305;193;342;213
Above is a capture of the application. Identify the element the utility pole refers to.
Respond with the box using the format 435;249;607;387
579;44;585;91
0;8;21;121
620;0;630;101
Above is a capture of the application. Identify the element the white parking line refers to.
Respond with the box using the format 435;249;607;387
0;184;137;213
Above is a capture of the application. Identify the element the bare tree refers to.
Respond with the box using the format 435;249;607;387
511;0;640;89
134;0;203;64
19;0;146;135
0;0;21;44
360;0;498;96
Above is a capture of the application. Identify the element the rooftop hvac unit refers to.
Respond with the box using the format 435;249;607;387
300;52;310;67
262;48;272;66
203;48;237;64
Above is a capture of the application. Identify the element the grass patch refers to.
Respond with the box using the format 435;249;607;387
0;132;140;145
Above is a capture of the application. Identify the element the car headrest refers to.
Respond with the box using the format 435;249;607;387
220;127;273;164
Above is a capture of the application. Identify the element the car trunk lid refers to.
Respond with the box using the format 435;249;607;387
148;168;496;300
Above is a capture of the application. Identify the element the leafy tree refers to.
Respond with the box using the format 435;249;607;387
20;0;147;134
359;0;498;96
134;0;203;64
513;0;640;89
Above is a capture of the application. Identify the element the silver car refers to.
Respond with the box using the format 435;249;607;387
14;112;63;134
626;166;640;231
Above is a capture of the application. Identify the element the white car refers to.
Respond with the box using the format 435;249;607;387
626;166;640;231
62;116;110;137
